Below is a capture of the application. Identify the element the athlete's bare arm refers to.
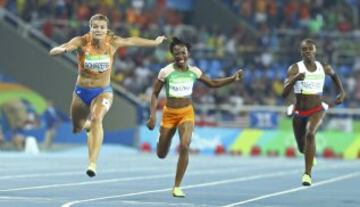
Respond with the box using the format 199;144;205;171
146;79;164;130
49;36;83;56
323;64;346;105
199;69;243;88
282;64;304;98
112;35;166;49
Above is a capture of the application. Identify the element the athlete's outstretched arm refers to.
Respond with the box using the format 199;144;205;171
199;69;243;88
49;37;82;56
282;64;304;98
146;79;164;130
323;64;346;105
112;35;166;49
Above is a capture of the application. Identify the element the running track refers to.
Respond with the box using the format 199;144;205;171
0;145;359;207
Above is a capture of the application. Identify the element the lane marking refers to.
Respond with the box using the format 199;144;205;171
0;164;292;192
0;166;161;180
119;200;212;207
60;170;301;207
220;172;360;207
0;157;277;173
60;162;355;207
0;158;277;179
0;196;52;201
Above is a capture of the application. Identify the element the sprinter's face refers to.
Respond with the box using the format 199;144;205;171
300;42;316;62
172;45;189;68
90;20;108;40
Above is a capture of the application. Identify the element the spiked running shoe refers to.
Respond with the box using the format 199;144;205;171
86;162;97;177
302;174;312;186
172;187;185;197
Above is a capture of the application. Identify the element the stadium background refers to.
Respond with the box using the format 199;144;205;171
0;0;360;159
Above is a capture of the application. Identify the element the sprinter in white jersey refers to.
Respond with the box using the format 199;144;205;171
147;37;243;197
282;39;346;186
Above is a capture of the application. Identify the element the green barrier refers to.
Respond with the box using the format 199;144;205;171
231;128;360;159
353;121;360;132
258;130;295;156
344;134;360;159
316;131;355;157
229;129;263;155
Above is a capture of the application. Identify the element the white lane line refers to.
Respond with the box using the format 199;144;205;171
0;157;278;173
60;162;354;207
119;200;212;207
0;166;161;180
0;196;52;201
0;165;84;172
0;159;300;180
220;172;360;207
60;169;301;207
0;164;286;192
0;173;174;192
0;157;273;180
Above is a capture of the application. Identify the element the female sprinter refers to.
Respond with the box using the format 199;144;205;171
146;37;243;197
50;13;166;177
282;39;346;186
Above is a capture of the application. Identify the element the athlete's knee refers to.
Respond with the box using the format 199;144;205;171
305;131;315;145
90;115;103;125
305;131;315;141
178;141;190;153
157;150;167;159
157;147;168;159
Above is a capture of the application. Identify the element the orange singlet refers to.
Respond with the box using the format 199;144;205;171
77;33;114;76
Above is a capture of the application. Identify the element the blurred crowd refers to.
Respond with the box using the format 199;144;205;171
0;98;67;151
2;0;360;110
0;74;67;150
224;0;360;33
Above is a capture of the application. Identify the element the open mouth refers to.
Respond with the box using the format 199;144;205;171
177;59;185;64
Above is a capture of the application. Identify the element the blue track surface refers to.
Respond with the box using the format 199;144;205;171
0;145;359;207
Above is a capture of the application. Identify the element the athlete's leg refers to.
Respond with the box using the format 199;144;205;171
174;121;193;187
292;116;307;153
70;93;90;134
304;111;325;176
157;127;177;159
83;120;91;132
87;92;113;174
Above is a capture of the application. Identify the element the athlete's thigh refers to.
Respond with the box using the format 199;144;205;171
178;121;194;144
71;93;90;131
307;111;325;133
90;92;113;119
292;116;307;140
158;127;177;147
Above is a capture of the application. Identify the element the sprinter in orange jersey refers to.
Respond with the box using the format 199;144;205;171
146;37;243;197
50;13;166;177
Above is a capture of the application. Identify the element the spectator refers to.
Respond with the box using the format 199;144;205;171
0;126;4;149
42;100;66;150
1;99;27;151
3;0;360;118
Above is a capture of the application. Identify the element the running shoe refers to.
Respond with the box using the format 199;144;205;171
302;174;312;186
172;187;185;197
86;162;96;177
